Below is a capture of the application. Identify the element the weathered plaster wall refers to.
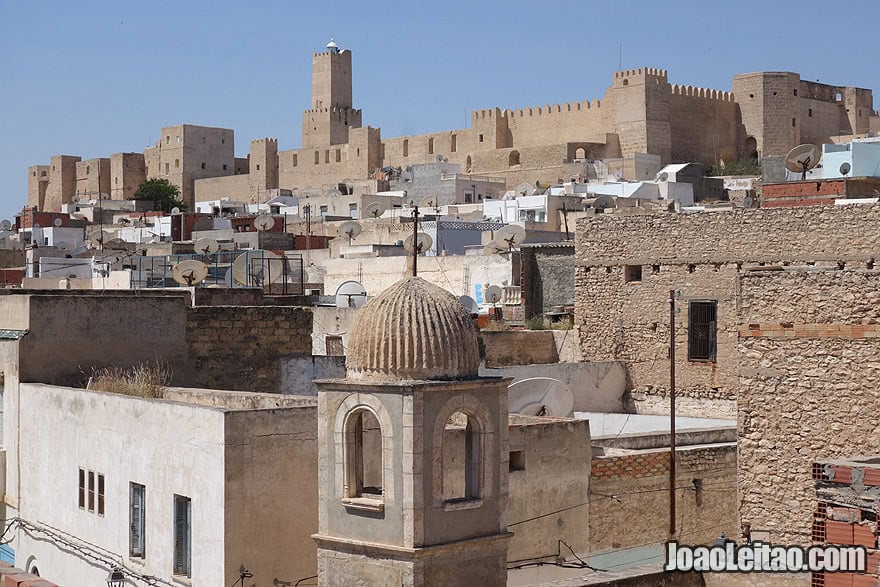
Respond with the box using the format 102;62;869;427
589;442;737;554
737;269;880;545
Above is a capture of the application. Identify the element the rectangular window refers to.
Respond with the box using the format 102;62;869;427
173;495;191;577
292;154;298;167
792;118;796;127
78;469;86;509
335;149;341;163
326;336;344;356
222;164;227;171
624;265;643;283
200;162;206;170
688;300;717;362
509;450;526;472
324;150;330;164
319;205;328;218
88;471;95;512
98;474;105;516
130;483;146;558
349;203;358;219
478;134;484;143
809;108;813;117
315;151;320;165
164;163;169;174
450;134;457;152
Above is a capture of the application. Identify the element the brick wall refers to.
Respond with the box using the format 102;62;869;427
0;561;59;586
589;443;737;552
186;306;312;392
737;269;880;545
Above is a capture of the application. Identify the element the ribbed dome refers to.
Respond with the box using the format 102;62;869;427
346;277;480;381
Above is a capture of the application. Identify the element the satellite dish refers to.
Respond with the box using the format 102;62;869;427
325;188;343;197
363;202;387;219
840;162;852;176
484;241;506;255
784;144;821;180
335;280;367;308
170;207;181;214
171;260;209;287
253;214;276;231
32;223;41;230
53;218;63;227
436;154;445;162
507;377;575;417
658;171;669;182
339;220;362;243
484;284;503;305
194;237;220;254
514;183;533;197
458;295;479;314
495;224;527;251
593;195;617;210
421;196;439;209
105;238;128;250
230;250;284;286
403;232;433;255
0;220;12;231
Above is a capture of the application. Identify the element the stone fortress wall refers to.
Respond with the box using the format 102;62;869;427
27;43;879;212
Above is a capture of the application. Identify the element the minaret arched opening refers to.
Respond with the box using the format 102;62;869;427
343;407;384;500
442;410;483;503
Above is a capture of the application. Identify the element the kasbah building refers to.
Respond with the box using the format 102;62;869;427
28;38;879;212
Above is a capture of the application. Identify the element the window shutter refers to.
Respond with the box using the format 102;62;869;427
130;484;145;557
173;496;191;577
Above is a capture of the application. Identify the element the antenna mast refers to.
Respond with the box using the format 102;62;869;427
411;204;420;277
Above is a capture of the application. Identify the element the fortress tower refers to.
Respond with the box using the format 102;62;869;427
302;38;363;148
313;277;511;586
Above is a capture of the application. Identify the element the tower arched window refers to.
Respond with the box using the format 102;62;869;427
343;408;384;502
508;151;520;167
466;156;472;173
442;411;481;502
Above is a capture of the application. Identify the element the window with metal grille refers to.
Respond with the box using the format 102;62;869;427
173;495;191;577
78;469;85;509
130;483;146;558
688;300;717;361
326;336;344;356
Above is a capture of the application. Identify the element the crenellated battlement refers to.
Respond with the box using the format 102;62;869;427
251;138;278;145
474;99;603;120
614;67;669;80
671;84;734;102
312;50;348;59
304;107;362;116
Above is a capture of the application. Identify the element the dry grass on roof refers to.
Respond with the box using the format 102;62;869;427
86;360;171;399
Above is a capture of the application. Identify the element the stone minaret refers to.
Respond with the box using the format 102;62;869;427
314;277;511;586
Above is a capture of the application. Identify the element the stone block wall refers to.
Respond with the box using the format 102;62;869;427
575;206;880;415
185;306;312;392
737;269;880;545
589;443;737;553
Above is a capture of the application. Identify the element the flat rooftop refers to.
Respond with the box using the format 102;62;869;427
575;412;734;438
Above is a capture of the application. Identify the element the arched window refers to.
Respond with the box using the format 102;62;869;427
442;411;481;502
575;147;586;160
744;136;758;160
508;151;520;167
344;408;384;501
465;155;472;173
86;165;91;174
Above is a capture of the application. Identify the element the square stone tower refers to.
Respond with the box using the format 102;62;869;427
302;39;363;148
314;277;511;586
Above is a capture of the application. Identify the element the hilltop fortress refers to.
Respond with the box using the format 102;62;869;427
28;40;880;211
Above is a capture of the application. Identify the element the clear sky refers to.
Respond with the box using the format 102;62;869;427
2;0;878;220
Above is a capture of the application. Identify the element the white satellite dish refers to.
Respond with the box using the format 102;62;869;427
53;218;63;227
0;220;12;231
840;162;852;177
253;214;276;231
593;195;617;210
458;295;479;314
785;144;821;180
32;223;41;230
325;187;343;197
403;232;433;255
507;377;575;417
171;260;209;287
194;237;220;254
494;224;527;251
658;171;669;182
483;240;507;255
170;207;181;214
339;220;362;243
484;284;503;305
514;183;533;197
421;196;438;208
105;238;128;250
230;250;284;286
363;201;387;219
335;280;367;308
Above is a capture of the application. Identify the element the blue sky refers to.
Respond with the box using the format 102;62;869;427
2;0;878;220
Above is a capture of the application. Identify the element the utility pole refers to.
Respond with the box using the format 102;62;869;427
411;204;420;277
304;204;311;267
669;289;677;537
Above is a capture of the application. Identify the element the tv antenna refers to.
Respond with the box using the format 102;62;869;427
409;205;421;276
363;201;387;220
194;237;220;255
254;214;276;232
784;144;821;180
171;260;209;287
507;377;574;417
338;220;362;244
335;280;367;308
